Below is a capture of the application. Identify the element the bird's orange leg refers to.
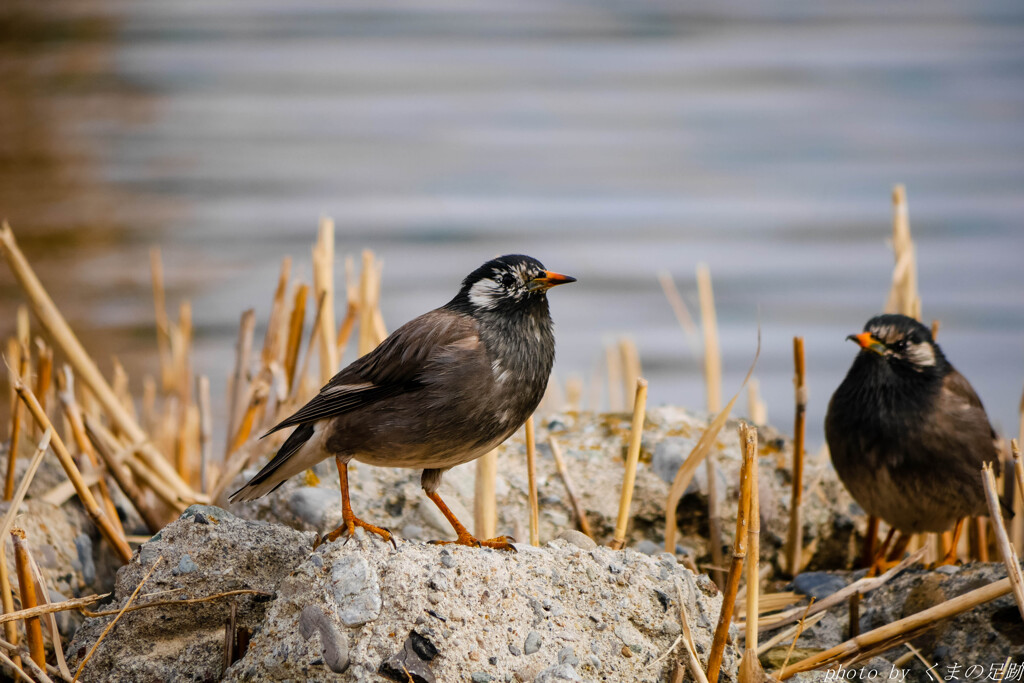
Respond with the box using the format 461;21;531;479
931;517;966;568
424;490;516;551
314;457;394;549
868;530;911;577
860;515;881;569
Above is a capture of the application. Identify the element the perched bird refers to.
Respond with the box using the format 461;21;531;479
825;313;1003;568
230;254;575;550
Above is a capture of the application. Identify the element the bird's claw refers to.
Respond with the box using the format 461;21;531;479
430;534;517;552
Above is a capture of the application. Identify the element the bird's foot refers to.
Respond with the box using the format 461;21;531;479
430;533;517;552
928;551;961;570
314;517;396;550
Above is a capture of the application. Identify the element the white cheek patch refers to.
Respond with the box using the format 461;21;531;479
905;341;936;367
469;278;504;310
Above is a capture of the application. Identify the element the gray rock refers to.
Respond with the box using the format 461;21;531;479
75;534;95;586
172;553;198;575
471;673;494;682
289;487;342;528
331;553;382;626
524;630;542;655
299;606;349;673
508;643;522;656
535;663;582;681
555;529;596;550
557;646;578;667
651;437;698;483
792;571;848;600
632;540;661;555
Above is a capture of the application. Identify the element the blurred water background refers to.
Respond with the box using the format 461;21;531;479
2;0;1023;447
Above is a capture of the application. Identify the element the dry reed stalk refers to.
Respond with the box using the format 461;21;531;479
32;339;52;428
289;292;328;405
883;184;921;320
0;594;104;625
609;379;649;550
335;255;359;356
762;548;926;634
226;309;256;453
175;300;193;401
312;218;338;383
57;371;125;541
0;552;19;672
149;247;173;390
548;436;593;538
525;416;540;546
227;379;270;456
1013;439;1023;548
74;556;162;681
706;454;725;589
565;375;583;413
81;588;270;619
283;284;309;392
981;463;1024;621
780;572;1014;678
930;319;940;339
372;262;388;344
774;599;816;679
737;425;766;683
23;542;71;679
141;376;157;434
707;422;755;683
261;257;292;369
605;343;624;412
785;337;807;577
197;375;213;494
746;377;767;425
0;427;52;670
4;350;28;501
82;415;165;532
14;380;132;563
0;224;202;506
674;578;710;683
619;339;641;412
696;264;722;413
110;358;138;426
657;271;701;357
0;649;31;683
39;474;100;507
11;651;56;683
11;531;44;669
664;337;760;552
756;611;826;656
473;450;497;540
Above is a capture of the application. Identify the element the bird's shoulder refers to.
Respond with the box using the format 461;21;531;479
939;366;985;412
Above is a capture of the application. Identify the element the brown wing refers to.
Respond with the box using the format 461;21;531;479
937;366;1001;474
265;308;481;434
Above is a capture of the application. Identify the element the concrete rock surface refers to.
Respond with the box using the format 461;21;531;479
229;407;864;575
65;504;740;682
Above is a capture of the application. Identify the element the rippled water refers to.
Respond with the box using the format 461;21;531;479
2;1;1023;446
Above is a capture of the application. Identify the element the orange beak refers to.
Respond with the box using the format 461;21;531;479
528;270;577;291
846;331;886;355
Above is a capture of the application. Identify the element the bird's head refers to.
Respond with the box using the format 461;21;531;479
847;314;946;374
455;254;575;315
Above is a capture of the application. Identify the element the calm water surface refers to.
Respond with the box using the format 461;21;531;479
2;1;1023;446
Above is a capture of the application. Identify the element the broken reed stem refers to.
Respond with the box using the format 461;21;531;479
226;309;256;454
619;338;641;413
11;531;44;669
1013;439;1024;550
785;336;807;577
14;380;132;563
0;595;106;627
290;292;328;405
197;375;213;494
981;463;1024;621
473;450;498;540
0;430;52;551
525;416;540;546
696;263;722;413
706;453;725;590
74;557;163;681
56;373;126;542
548;436;594;538
775;598;816;678
657;271;701;357
0;649;32;683
746;377;767;426
150;247;173;390
4;352;28;501
674;577;711;683
82;416;166;533
780;573;1015;678
283;284;309;392
313;218;338;383
32;340;52;434
0;224;201;506
707;422;755;683
0;552;18;672
261;257;292;369
884;184;921;320
81;588;271;619
738;425;764;682
605;343;624;412
610;379;648;550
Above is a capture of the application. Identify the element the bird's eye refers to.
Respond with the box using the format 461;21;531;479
891;339;907;353
500;273;516;288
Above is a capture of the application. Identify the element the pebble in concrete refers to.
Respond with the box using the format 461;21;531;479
298;605;349;674
331;554;381;626
524;630;542;655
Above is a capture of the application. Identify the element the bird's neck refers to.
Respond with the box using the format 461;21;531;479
842;354;944;428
